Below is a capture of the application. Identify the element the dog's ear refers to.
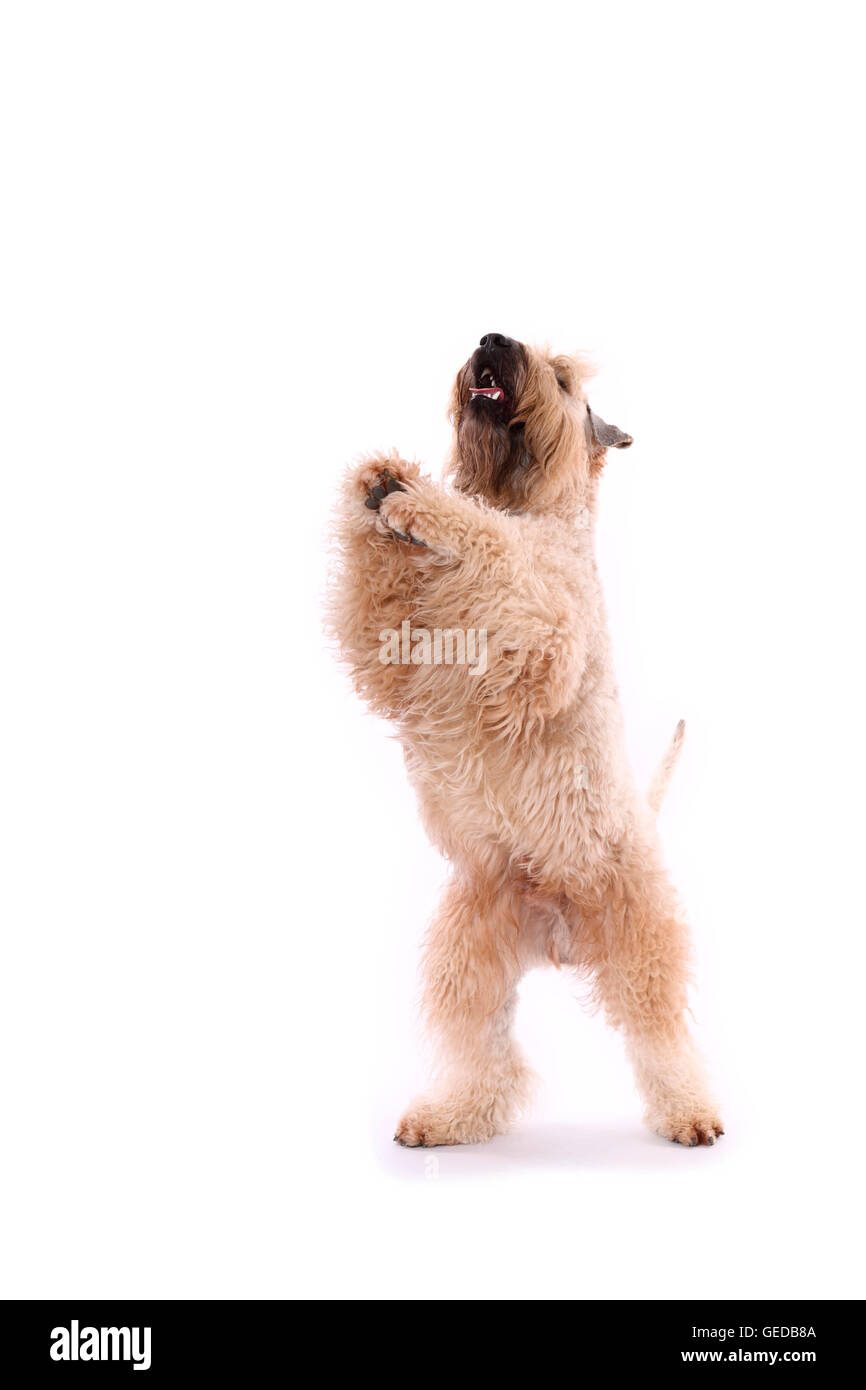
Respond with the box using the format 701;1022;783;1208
448;361;471;425
586;404;632;453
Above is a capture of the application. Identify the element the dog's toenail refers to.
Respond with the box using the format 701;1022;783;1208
384;478;406;494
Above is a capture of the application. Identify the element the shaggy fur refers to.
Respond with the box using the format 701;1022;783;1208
328;334;722;1148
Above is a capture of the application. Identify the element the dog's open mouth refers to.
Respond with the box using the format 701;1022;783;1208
469;367;507;405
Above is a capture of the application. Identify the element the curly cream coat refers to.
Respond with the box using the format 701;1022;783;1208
328;336;722;1147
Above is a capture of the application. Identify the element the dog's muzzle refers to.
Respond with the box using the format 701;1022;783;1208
467;334;522;412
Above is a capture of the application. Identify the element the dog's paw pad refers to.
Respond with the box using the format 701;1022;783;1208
364;473;407;511
364;484;386;509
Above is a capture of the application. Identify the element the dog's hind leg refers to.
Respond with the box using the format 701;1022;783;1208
395;872;536;1147
582;838;723;1147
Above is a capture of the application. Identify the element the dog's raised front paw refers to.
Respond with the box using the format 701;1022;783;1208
363;472;406;511
351;458;427;545
350;455;417;511
377;489;429;548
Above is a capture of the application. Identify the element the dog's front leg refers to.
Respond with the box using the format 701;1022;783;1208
376;475;516;560
329;454;434;713
395;873;536;1147
376;476;587;725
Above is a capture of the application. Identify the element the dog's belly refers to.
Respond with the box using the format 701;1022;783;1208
403;726;634;887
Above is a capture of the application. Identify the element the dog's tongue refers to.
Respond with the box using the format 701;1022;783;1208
469;385;504;401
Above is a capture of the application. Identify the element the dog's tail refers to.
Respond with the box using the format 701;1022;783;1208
647;719;685;816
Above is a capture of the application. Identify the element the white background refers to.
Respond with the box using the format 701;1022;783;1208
1;1;864;1301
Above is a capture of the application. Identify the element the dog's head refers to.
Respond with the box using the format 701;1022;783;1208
447;334;631;515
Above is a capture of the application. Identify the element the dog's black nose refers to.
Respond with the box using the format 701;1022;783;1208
479;332;510;350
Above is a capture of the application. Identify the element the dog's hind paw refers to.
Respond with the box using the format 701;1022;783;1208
394;1100;500;1147
653;1109;725;1147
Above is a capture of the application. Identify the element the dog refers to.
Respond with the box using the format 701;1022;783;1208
328;333;722;1148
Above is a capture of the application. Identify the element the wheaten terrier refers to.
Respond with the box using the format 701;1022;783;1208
329;333;722;1147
